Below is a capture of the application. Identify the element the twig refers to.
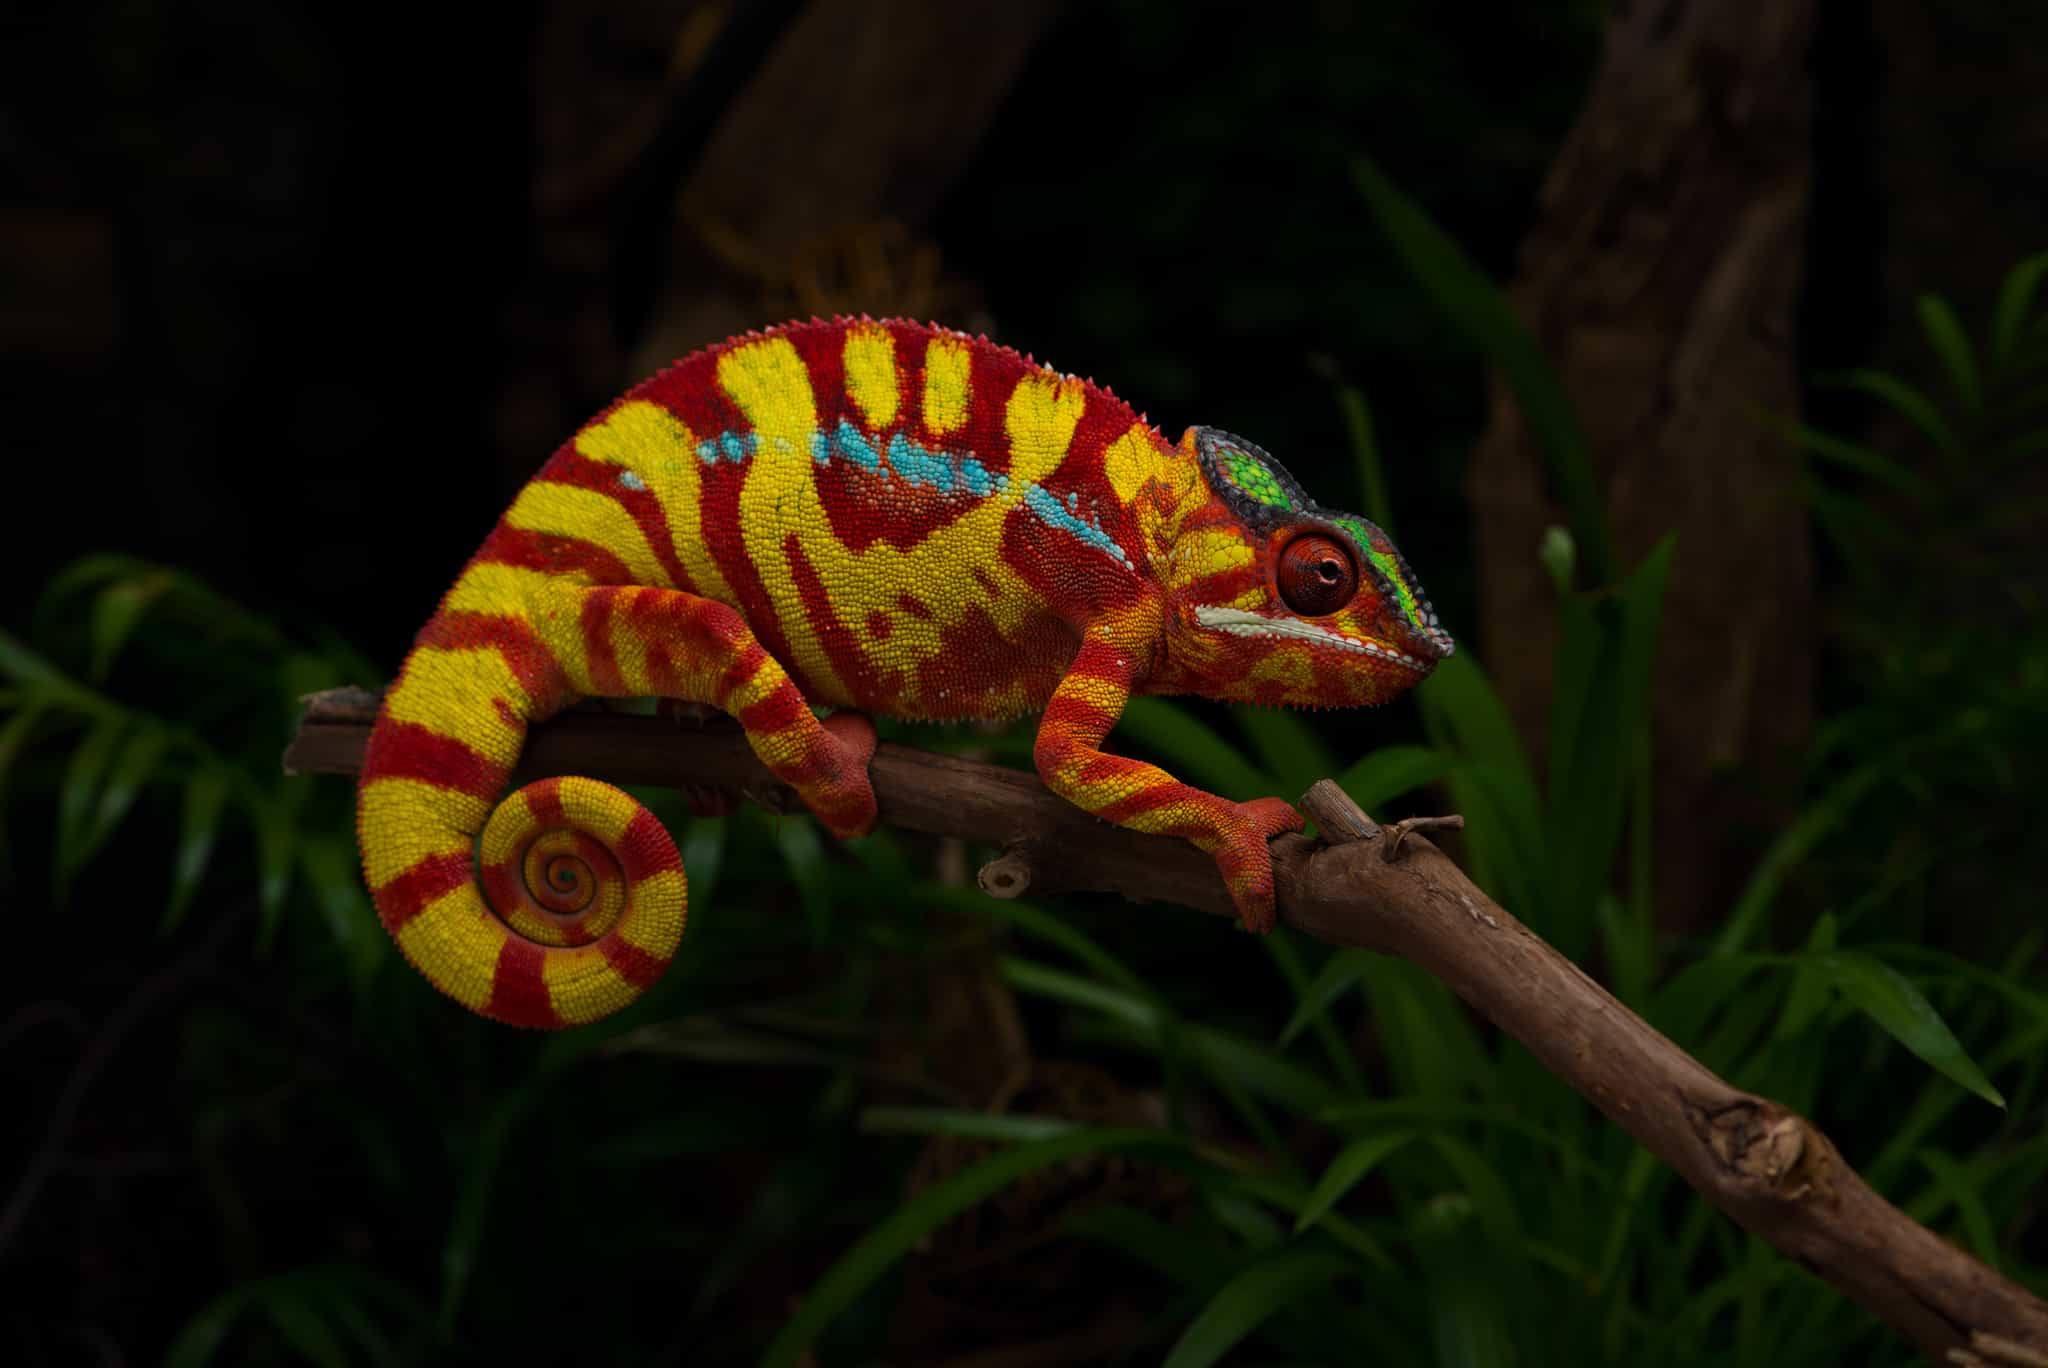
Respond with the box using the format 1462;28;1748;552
286;688;2048;1363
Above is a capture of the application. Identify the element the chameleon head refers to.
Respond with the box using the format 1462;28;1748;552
1150;427;1454;707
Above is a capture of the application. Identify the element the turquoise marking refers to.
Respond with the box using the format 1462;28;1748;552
888;433;956;492
834;420;884;472
617;470;647;491
1022;484;1131;568
696;430;757;465
810;431;832;465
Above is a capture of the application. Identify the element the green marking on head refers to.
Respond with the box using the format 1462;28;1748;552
1335;516;1426;632
1218;449;1293;510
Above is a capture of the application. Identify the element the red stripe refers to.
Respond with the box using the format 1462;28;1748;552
782;531;877;700
522;776;566;829
471;521;632;585
714;643;770;704
1096;782;1195;825
1038;694;1118;742
373;851;473;931
359;720;507;799
601;935;669;990
617;807;683;879
487;937;562;1029
531;448;697;592
412;611;567;718
579;592;626;697
735;682;809;735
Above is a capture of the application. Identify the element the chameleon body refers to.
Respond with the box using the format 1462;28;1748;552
356;318;1452;1028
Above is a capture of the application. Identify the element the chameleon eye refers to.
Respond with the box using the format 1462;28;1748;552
1276;532;1358;616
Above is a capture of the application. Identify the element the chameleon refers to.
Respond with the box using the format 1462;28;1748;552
355;317;1452;1028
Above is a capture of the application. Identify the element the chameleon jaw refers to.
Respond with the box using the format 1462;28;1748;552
1192;605;1433;671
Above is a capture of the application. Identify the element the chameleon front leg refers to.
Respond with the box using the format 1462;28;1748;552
533;584;879;837
1033;632;1304;932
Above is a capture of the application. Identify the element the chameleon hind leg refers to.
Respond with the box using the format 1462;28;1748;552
531;583;879;839
1033;632;1304;933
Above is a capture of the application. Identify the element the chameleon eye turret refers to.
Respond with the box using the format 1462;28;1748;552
355;319;1451;1024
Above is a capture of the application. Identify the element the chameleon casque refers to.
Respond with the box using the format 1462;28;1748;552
356;317;1452;1028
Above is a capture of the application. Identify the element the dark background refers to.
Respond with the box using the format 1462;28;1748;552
4;1;2044;1363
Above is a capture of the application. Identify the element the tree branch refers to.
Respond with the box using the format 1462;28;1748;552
286;688;2048;1363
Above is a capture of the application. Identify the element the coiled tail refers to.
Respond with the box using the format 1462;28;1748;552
355;633;687;1028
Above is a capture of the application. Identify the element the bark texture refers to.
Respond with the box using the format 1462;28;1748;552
1466;0;1819;933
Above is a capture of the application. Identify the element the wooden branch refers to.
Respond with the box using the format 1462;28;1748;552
287;689;2048;1363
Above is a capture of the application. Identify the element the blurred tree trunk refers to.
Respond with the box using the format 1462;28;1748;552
1465;0;1819;935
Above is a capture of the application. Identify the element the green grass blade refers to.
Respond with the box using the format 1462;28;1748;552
1119;696;1275;800
1816;951;2004;1107
260;1280;351;1368
164;1285;256;1368
1352;154;1614;585
1294;1130;1417;1233
165;768;232;931
1064;1203;1236;1288
87;722;172;856
858;1106;1076;1142
1913;1150;2004;1270
1989;251;2048;367
54;717;124;900
1816;368;1961;459
761;1128;1183;1368
1234;706;1336;795
1762;411;1930;495
441;1084;542;1331
1279;946;1375;1047
1333;744;1450;814
1916;294;1982;417
87;567;176;683
1002;957;1161;1031
1162;1250;1353;1368
1334;380;1396;531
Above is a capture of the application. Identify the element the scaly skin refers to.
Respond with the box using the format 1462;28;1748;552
355;318;1453;1027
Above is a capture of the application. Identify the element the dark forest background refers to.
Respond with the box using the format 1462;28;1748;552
3;1;2044;1364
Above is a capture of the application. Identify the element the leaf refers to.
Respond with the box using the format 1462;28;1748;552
1001;957;1161;1031
1234;706;1335;795
260;1281;350;1368
166;769;232;931
1332;380;1395;532
441;1084;542;1331
164;1284;256;1368
1162;1251;1353;1368
1118;697;1274;800
1279;946;1375;1046
1989;251;2048;367
251;798;298;947
1775;914;1839;1040
87;568;177;682
1816;951;2004;1107
1353;154;1614;585
1916;1150;2004;1269
1763;411;1930;496
760;1128;1183;1368
1294;1130;1417;1233
1916;294;1982;417
1816;368;1961;460
858;1106;1076;1142
302;835;384;997
1332;744;1449;814
54;718;125;899
0;627;73;691
87;722;173;855
1064;1203;1234;1288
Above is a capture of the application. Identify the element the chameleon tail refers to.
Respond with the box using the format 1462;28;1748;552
355;635;687;1028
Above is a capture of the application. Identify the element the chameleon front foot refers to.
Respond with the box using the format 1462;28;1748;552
1201;796;1307;934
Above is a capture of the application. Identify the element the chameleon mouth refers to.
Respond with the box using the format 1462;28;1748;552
1192;605;1438;671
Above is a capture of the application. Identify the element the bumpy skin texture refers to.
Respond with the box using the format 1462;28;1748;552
355;318;1453;1027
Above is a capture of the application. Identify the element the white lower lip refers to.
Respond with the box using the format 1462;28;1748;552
1193;605;1429;669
